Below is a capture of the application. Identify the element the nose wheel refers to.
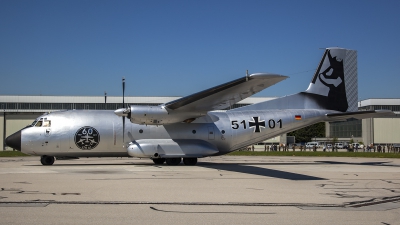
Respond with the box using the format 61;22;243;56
40;155;55;165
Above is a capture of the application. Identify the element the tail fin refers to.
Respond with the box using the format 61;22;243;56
304;47;358;112
230;47;358;113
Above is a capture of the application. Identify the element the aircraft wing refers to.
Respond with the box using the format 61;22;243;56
325;110;399;121
163;73;288;113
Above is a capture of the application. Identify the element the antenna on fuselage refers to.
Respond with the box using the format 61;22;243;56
246;70;249;81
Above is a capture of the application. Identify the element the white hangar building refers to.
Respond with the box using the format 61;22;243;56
1;95;400;150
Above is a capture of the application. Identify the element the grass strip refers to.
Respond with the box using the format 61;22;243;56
228;151;400;158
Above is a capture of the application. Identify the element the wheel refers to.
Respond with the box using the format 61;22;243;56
152;158;166;165
40;155;55;165
165;158;181;165
183;158;197;165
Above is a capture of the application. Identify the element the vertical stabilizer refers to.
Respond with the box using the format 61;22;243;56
305;48;358;112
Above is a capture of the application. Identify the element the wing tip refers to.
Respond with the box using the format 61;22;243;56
249;73;289;80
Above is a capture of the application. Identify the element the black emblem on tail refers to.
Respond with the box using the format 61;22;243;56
318;50;348;111
304;49;349;112
74;126;100;150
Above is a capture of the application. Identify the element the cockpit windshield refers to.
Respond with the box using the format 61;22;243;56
31;119;39;126
31;118;50;127
36;119;43;127
34;118;43;127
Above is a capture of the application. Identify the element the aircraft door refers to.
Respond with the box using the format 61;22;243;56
42;119;55;149
43;119;51;137
31;118;60;152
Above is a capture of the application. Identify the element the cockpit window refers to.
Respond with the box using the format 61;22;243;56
31;119;38;126
31;118;51;127
43;120;51;127
35;119;43;127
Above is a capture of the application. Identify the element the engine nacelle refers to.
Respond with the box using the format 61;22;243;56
127;139;219;158
115;105;204;125
129;105;168;124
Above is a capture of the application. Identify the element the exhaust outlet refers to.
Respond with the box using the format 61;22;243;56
153;153;159;158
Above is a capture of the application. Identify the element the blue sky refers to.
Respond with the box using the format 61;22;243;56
1;0;399;101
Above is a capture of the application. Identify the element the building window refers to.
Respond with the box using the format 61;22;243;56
19;103;30;109
75;103;85;109
63;103;73;110
330;119;362;138
52;103;62;110
6;103;16;109
95;103;106;110
41;103;51;109
30;103;40;109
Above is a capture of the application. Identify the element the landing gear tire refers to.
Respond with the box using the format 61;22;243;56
183;158;198;165
152;158;166;165
165;158;181;165
40;155;55;166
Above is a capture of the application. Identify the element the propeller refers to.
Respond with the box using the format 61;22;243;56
122;77;125;144
114;77;131;147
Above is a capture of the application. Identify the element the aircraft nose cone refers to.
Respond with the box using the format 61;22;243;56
5;130;21;151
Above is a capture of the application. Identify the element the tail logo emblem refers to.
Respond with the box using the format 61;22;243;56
305;48;349;112
317;50;344;90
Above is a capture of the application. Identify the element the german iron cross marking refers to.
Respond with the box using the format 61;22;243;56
249;117;265;133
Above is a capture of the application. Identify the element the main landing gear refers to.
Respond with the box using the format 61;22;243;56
152;157;198;166
40;155;55;165
152;158;166;165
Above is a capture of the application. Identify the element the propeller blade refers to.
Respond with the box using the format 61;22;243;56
122;77;126;144
123;117;125;144
122;77;125;108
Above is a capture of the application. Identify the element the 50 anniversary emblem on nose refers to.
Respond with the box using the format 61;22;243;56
74;126;100;150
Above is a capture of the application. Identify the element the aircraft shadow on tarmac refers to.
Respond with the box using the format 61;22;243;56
199;163;326;181
315;161;400;167
37;159;400;180
27;161;326;180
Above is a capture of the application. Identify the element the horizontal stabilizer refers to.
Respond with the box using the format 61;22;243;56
325;110;397;121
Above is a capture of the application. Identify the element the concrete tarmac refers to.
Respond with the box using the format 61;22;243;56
0;156;399;224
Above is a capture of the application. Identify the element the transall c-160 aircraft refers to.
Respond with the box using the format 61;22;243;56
5;48;395;166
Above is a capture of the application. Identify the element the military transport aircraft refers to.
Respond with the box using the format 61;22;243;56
5;47;395;166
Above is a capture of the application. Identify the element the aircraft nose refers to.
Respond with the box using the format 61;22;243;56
5;130;21;151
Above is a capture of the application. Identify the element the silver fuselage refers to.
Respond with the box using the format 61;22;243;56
20;108;335;158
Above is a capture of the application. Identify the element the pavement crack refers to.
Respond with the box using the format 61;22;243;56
149;206;275;214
